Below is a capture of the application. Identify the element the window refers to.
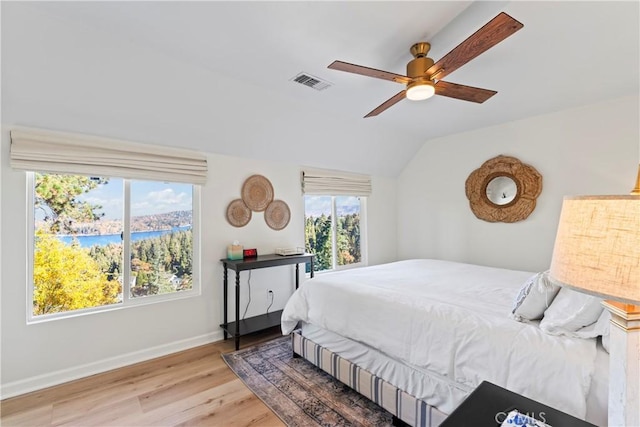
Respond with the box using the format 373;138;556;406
304;195;365;272
301;167;370;273
30;173;198;320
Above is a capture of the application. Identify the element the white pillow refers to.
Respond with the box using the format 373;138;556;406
602;327;610;353
539;287;604;337
573;308;610;340
578;309;611;353
511;271;561;322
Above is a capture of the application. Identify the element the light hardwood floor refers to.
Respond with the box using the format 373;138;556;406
1;328;286;427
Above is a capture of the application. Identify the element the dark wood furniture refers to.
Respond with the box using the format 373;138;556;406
440;380;597;427
220;253;315;350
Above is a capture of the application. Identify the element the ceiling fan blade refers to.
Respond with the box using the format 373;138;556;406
364;90;406;118
328;61;410;84
427;12;523;81
435;81;497;103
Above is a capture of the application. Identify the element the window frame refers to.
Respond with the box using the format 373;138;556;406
26;172;201;324
304;195;367;273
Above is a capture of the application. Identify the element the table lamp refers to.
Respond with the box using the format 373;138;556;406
632;164;640;195
549;194;640;426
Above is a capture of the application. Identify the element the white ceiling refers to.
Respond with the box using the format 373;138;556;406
2;1;639;177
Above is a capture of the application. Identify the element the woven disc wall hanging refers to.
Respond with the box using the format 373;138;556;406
226;199;252;227
241;174;274;212
264;199;291;231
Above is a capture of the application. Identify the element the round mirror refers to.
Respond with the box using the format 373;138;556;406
466;155;542;223
485;176;518;205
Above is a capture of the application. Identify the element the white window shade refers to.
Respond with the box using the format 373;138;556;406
10;128;208;185
301;168;371;196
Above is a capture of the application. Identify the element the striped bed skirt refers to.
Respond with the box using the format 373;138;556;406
291;330;448;427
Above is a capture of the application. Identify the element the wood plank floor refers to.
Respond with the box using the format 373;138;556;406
1;328;286;427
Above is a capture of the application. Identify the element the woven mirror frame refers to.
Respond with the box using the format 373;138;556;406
465;155;542;223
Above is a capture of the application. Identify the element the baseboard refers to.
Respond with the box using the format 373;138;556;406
0;330;225;399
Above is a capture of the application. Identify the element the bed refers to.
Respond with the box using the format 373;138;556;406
281;259;608;427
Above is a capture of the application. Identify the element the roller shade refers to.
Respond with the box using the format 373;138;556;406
10;128;208;185
301;167;371;196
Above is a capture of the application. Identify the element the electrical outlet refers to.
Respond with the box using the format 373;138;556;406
267;289;274;299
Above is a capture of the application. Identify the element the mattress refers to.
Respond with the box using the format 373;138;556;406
300;323;608;426
282;259;607;424
292;328;449;427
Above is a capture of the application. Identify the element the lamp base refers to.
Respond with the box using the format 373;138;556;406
631;163;640;195
602;300;640;427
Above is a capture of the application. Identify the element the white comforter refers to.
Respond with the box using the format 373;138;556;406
281;259;598;419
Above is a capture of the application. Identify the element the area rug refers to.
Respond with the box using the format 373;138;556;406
222;336;394;426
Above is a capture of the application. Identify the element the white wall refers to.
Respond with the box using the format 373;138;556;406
397;95;639;273
0;133;397;397
0;2;424;178
0;2;399;397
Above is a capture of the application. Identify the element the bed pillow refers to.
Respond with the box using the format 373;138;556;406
511;271;561;322
602;327;610;353
539;287;604;337
573;308;610;340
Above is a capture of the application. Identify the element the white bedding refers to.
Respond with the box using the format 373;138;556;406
281;259;600;420
299;323;608;426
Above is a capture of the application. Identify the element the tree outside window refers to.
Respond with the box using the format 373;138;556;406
31;173;195;319
304;195;364;272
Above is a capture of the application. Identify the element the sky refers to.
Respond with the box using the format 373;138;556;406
77;179;193;219
304;196;360;218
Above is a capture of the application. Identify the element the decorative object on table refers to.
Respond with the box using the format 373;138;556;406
465;155;542;223
222;336;394;426
275;247;305;256
242;248;258;258
264;199;291;230
549;194;639;427
227;241;244;260
241;174;274;212
500;410;552;427
226;198;252;227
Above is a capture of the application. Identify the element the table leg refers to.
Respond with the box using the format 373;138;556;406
223;265;228;340
235;270;240;351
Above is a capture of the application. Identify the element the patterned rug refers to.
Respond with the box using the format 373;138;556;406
222;336;394;426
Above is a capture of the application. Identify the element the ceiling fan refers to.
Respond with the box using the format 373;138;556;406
327;12;523;118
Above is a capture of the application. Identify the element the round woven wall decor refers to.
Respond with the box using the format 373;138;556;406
465;155;542;223
241;174;274;212
226;199;252;227
264;199;291;231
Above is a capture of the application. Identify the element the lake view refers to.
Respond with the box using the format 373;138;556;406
59;226;191;247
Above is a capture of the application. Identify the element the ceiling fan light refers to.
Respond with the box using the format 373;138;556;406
406;81;435;101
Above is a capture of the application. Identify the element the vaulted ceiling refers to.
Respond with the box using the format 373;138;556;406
2;1;638;176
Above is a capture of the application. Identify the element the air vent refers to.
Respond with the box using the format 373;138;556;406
290;72;332;91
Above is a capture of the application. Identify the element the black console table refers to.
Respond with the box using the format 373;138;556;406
220;253;315;350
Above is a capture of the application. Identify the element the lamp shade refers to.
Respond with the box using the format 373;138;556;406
549;195;640;304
